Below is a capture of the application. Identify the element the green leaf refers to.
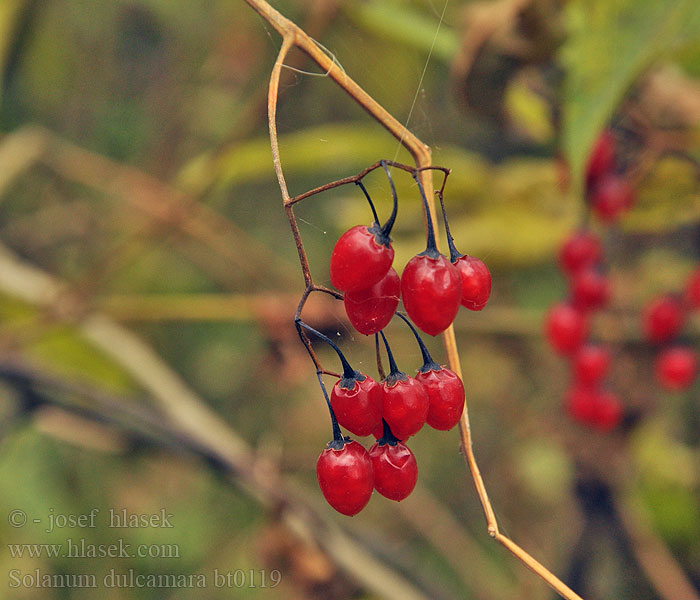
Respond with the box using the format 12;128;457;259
561;0;700;195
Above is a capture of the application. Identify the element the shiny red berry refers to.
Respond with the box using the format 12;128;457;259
558;231;603;275
572;344;611;385
585;130;616;190
545;302;589;355
316;438;374;516
655;347;698;391
642;296;685;344
330;225;394;292
565;385;598;424
343;268;400;335
565;386;621;431
684;267;700;309
591;390;622;431
330;373;383;437
369;441;418;501
590;175;635;223
453;255;491;311
401;254;461;336
571;268;611;311
415;366;465;430
381;375;429;440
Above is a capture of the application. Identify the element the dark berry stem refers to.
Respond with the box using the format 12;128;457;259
295;318;356;381
413;172;440;259
437;189;463;263
377;418;400;445
355;180;381;226
379;330;401;377
395;312;441;371
380;160;398;238
316;371;344;443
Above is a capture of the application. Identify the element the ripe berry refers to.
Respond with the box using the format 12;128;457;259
316;438;374;516
589;174;635;223
401;253;461;336
331;372;383;437
369;420;418;501
655;347;698;391
565;385;598;424
571;268;611;311
572;344;611;385
379;331;429;439
591;390;622;431
401;174;464;336
585;130;616;191
545;302;589;355
453;255;491;311
642;295;686;344
565;385;622;431
558;231;603;275
396;312;464;431
684;267;700;309
296;319;382;436
343;267;400;335
330;224;395;292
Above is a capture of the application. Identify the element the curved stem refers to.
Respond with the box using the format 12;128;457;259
395;312;439;370
380;160;398;237
413;172;439;256
356;180;381;225
437;189;462;262
296;318;355;380
316;371;343;442
379;330;401;377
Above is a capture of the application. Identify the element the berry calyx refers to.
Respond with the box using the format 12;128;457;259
396;312;465;430
401;175;461;336
655;346;698;391
642;295;686;344
589;174;635;223
379;331;429;439
572;344;611;385
369;422;418;501
343;267;401;335
316;438;374;516
545;302;589;355
558;231;603;275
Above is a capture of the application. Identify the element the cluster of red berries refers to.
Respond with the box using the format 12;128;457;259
306;162;491;516
547;130;699;430
331;165;491;337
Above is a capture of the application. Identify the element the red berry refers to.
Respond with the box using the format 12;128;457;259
330;225;394;292
565;385;598;424
572;344;611;385
401;254;461;336
316;439;374;516
415;366;465;430
591;390;622;431
545;303;589;355
585;130;616;190
558;231;603;275
684;267;700;309
453;255;491;311
381;374;429;440
343;268;400;335
589;175;635;223
369;441;418;501
330;373;383;437
571;268;611;311
655;347;698;391
642;296;685;344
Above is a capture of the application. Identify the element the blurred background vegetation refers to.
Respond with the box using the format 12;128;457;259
0;0;699;599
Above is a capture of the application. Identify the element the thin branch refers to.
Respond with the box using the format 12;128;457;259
249;0;585;598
